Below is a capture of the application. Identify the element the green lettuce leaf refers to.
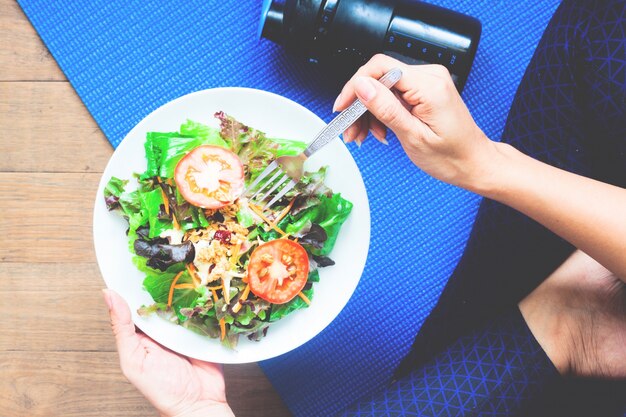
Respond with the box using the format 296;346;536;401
269;288;314;322
314;193;353;255
142;269;199;321
142;123;227;180
139;188;172;238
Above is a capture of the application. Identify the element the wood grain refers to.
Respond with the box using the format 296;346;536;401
0;0;66;81
0;82;112;173
0;352;154;417
0;262;290;416
0;352;289;417
1;2;292;415
0;173;99;263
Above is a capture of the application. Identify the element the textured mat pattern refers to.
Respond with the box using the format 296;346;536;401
339;310;560;417
17;0;560;415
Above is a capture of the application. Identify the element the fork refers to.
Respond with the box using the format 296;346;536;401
245;67;403;210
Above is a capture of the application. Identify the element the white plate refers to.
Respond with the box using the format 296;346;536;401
93;87;370;363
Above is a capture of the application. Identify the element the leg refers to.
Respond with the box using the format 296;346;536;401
341;251;626;417
397;0;626;375
340;309;562;417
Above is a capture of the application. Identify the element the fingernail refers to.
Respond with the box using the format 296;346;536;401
102;289;113;311
370;129;388;145
355;139;362;147
343;126;353;143
332;93;342;112
354;77;377;102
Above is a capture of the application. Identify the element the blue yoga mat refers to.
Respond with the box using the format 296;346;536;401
18;0;561;415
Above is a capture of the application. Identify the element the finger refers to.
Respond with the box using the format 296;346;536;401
413;64;452;80
343;113;369;144
333;54;410;111
353;116;369;146
352;76;419;139
342;120;359;143
103;289;141;362
368;115;388;145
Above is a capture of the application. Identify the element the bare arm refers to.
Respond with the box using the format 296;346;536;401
335;54;626;281
472;142;626;280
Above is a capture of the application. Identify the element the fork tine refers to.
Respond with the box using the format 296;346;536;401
249;166;283;200
264;179;297;210
257;173;291;203
245;160;278;195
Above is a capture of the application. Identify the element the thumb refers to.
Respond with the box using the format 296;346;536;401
103;289;139;357
353;76;418;139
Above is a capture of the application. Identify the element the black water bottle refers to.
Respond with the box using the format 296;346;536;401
259;0;481;91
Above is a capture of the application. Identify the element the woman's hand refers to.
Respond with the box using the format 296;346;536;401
519;250;626;378
337;54;626;279
334;54;499;190
103;289;235;417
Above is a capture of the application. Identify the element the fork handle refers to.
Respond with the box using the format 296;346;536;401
303;68;403;157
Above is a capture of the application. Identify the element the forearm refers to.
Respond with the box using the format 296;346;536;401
466;140;626;280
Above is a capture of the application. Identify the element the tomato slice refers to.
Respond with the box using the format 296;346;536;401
174;145;244;209
247;240;310;304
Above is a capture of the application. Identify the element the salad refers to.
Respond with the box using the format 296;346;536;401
104;112;353;348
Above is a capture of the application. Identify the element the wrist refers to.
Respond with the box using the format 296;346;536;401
160;401;235;417
460;139;517;197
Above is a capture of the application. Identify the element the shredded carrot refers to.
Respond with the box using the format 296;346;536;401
270;198;296;229
297;291;311;305
160;188;170;215
155;177;171;215
167;271;185;307
219;318;226;341
173;283;195;290
207;285;222;306
171;212;180;230
211;285;227;341
186;263;201;288
248;203;287;237
166;178;174;186
232;284;250;313
230;241;242;267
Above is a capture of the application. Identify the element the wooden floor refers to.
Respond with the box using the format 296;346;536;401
0;1;292;416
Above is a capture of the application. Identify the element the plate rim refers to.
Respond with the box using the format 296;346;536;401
92;86;370;363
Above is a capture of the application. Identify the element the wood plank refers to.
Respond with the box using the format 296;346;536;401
0;352;289;417
0;264;290;415
0;82;112;173
0;352;153;417
225;364;292;417
0;263;104;291
0;288;114;352
0;0;66;81
0;173;99;263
